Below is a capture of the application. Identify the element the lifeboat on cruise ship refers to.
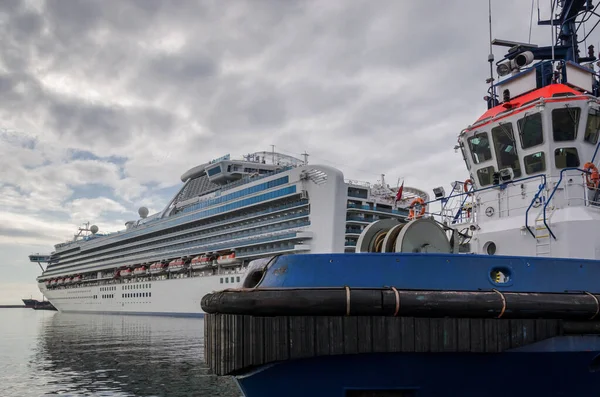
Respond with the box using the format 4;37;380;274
133;266;148;276
72;275;82;283
190;255;213;269
217;253;242;267
149;262;167;275
45;280;52;287
56;278;64;285
119;268;132;278
49;279;57;286
64;277;72;284
168;258;186;273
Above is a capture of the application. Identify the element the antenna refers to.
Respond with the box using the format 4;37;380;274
487;0;495;102
271;144;275;165
301;151;309;165
551;0;555;62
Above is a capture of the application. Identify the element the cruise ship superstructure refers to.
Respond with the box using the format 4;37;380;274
31;151;428;316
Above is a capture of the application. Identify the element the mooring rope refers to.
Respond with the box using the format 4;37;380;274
390;286;400;316
345;285;351;316
492;288;507;318
584;291;600;320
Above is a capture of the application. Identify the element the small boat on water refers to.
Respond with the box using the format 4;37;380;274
202;1;600;396
21;298;37;308
22;298;57;311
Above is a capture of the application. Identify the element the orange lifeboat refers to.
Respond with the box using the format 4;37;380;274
217;252;242;267
190;255;212;269
133;266;147;276
119;268;132;277
149;262;167;275
168;258;186;273
73;275;82;283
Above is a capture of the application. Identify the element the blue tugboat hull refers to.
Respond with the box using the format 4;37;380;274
237;338;600;396
256;253;600;293
210;252;600;396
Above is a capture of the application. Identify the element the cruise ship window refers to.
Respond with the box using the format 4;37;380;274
585;108;600;144
220;278;223;283
517;112;544;149
237;277;240;282
225;278;229;283
554;147;580;168
492;123;522;177
552;107;580;141
149;292;152;297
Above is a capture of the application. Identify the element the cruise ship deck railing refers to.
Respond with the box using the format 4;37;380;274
77;187;299;251
346;202;408;215
58;206;310;265
43;231;308;277
51;219;311;273
68;199;309;258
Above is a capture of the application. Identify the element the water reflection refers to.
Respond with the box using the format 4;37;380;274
32;312;240;396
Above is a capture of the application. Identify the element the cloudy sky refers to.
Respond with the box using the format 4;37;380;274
1;0;596;303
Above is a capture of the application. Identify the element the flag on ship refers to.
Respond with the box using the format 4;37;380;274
395;181;404;203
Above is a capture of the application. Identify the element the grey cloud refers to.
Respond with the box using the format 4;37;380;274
0;226;50;240
0;0;596;193
207;79;287;133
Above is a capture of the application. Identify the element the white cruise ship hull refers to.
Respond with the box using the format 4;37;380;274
39;273;243;317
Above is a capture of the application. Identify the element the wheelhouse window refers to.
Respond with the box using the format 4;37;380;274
552;107;580;141
491;123;522;178
523;152;546;175
517;112;543;149
467;132;492;164
554;147;580;168
477;165;495;186
585;108;600;144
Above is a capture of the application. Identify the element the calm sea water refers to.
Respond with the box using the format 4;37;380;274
0;309;241;397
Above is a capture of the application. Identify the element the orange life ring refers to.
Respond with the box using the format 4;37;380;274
584;162;600;189
408;197;426;220
463;178;474;196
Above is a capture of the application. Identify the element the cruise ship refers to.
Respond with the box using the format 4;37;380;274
30;150;428;316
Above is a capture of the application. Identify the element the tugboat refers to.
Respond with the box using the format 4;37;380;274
22;298;57;311
202;1;600;396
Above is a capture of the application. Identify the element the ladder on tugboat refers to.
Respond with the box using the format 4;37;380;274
534;205;556;257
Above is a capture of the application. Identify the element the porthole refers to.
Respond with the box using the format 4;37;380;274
490;267;511;284
483;241;496;255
